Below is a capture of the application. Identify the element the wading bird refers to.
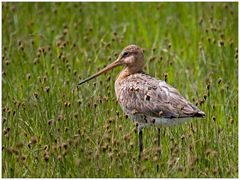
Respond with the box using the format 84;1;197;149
78;45;205;164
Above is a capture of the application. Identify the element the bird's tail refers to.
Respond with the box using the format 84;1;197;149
195;111;205;118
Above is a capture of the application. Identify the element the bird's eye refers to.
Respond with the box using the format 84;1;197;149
122;51;129;57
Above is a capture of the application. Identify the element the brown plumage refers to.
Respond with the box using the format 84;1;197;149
116;73;205;125
78;44;205;162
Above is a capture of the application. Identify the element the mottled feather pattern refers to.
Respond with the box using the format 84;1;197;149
116;72;204;126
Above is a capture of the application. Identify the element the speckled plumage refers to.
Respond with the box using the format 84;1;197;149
115;72;204;127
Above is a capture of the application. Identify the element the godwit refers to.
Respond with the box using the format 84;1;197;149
78;44;205;162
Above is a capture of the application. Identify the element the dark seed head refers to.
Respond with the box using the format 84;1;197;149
203;94;207;100
212;116;216;121
48;119;54;126
44;154;49;162
217;78;222;85
207;84;210;90
44;86;50;93
62;143;68;149
5;60;10;66
30;136;37;144
219;40;224;46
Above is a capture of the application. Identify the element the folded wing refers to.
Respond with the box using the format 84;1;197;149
118;73;205;118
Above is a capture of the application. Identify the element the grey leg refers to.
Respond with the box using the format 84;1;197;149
157;128;161;172
138;126;143;160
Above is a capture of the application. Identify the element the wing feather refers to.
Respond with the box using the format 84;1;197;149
118;73;203;118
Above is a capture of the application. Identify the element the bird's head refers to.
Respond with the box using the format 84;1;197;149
78;44;144;86
117;44;144;70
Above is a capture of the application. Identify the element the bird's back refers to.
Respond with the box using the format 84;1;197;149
115;72;205;126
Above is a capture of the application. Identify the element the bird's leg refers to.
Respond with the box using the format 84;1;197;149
157;128;161;172
138;125;143;160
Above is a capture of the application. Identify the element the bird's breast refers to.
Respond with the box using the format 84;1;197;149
114;69;132;101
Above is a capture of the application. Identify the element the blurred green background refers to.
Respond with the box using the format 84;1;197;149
2;2;238;178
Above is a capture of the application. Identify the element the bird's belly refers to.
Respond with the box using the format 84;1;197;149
152;117;191;127
128;114;191;127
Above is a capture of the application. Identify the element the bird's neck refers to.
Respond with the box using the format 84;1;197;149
117;67;143;81
117;68;130;81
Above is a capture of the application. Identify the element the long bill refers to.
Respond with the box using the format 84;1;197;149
78;58;122;86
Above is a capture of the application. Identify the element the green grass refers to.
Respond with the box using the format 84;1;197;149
2;2;238;178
